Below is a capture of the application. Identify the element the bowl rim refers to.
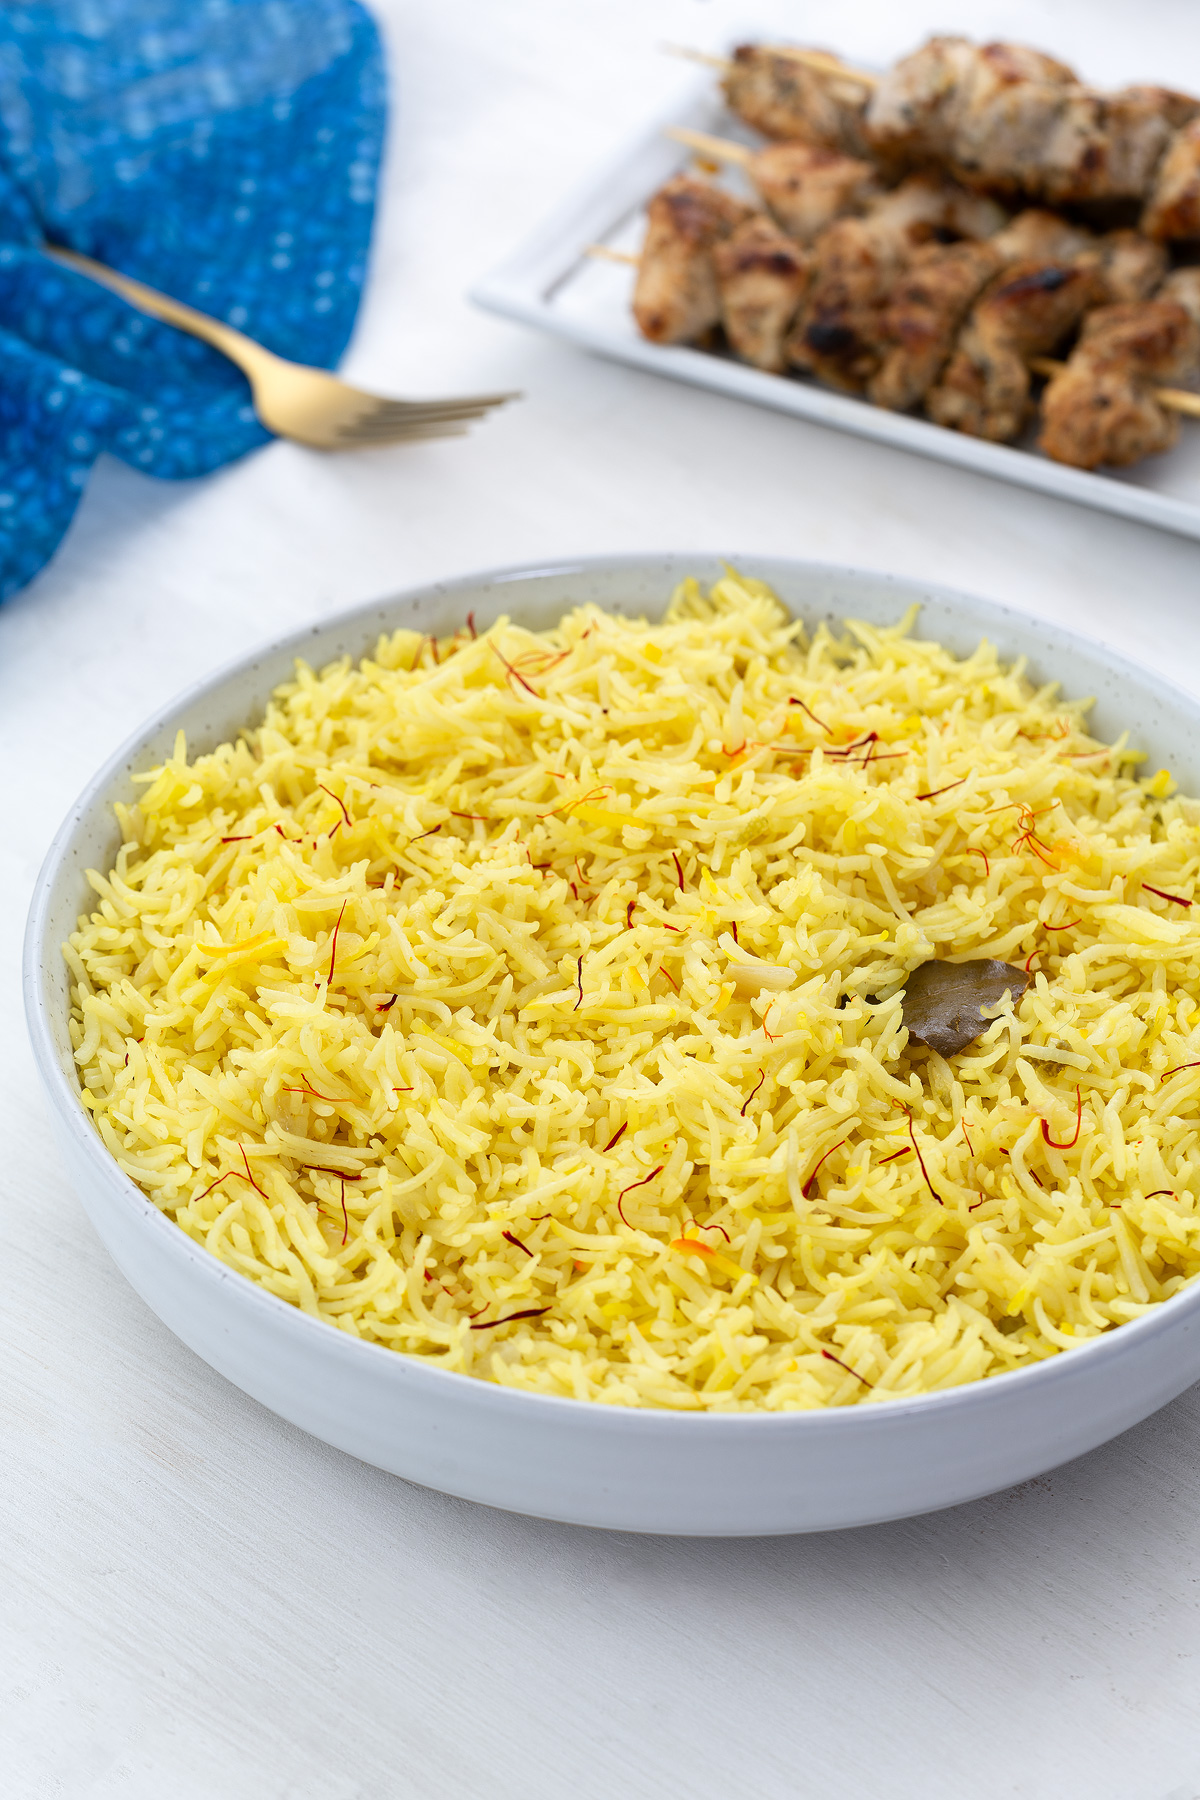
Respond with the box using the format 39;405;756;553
24;549;1200;1437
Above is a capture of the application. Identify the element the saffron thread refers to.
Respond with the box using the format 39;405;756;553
470;1307;551;1331
685;1218;731;1242
575;955;584;1011
904;1107;942;1203
916;779;965;801
820;1349;873;1388
617;1165;664;1227
285;1081;341;1103
318;784;352;829
802;1136;851;1199
1143;883;1192;907
1040;1086;1083;1150
503;1230;534;1257
788;696;831;732
240;1145;268;1199
603;1123;628;1152
491;642;540;697
327;899;348;986
741;1069;765;1117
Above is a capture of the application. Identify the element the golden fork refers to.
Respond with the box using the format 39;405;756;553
45;245;519;449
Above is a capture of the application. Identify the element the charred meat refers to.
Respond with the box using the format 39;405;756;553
1090;229;1169;304
1039;299;1199;468
927;257;1099;440
865;38;1076;174
1142;118;1200;241
867;36;1195;209
750;142;879;243
786;175;1005;393
715;216;812;370
869;239;1002;410
723;44;872;155
632;177;754;344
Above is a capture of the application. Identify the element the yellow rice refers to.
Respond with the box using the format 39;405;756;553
66;573;1200;1409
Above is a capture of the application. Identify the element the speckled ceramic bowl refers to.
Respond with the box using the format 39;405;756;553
24;555;1200;1534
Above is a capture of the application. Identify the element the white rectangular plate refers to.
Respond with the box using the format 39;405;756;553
470;74;1200;543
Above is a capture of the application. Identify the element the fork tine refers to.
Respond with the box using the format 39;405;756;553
337;405;499;440
336;414;482;441
348;406;496;431
357;390;518;417
347;394;517;427
332;418;473;448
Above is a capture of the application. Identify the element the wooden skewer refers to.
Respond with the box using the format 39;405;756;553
771;47;877;87
665;125;753;167
584;131;748;268
662;41;878;88
661;43;730;73
1030;355;1200;418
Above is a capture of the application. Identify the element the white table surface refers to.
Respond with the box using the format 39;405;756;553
5;2;1200;1794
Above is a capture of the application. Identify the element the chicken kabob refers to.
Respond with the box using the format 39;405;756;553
1036;269;1200;468
630;132;880;369
640;126;1013;385
709;37;1200;241
617;155;1200;466
626;124;1196;449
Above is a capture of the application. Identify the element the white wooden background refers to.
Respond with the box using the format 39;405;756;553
4;2;1200;1794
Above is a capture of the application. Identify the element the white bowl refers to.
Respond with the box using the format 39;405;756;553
24;555;1200;1536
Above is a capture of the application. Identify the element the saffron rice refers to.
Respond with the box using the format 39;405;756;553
66;575;1200;1408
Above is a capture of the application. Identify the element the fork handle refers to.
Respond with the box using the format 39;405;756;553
43;245;283;382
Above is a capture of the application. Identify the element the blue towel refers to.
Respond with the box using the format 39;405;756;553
0;0;386;600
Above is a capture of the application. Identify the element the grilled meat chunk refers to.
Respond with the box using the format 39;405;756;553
632;177;754;344
1122;87;1200;132
1029;86;1176;207
786;175;1005;392
867;36;1191;208
723;44;872;155
1160;266;1200;326
986;213;1163;303
750;142;879;244
984;214;1162;303
869;239;1002;410
866;38;1076;171
1091;229;1169;304
1039;299;1199;467
990;208;1093;262
926;257;1099;440
1143;118;1200;240
715;216;812;370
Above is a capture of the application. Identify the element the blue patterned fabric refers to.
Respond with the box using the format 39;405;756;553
0;0;386;599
